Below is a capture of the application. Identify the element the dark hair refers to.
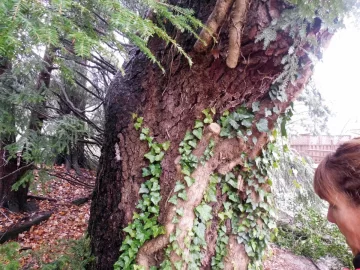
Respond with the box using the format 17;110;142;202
314;138;360;206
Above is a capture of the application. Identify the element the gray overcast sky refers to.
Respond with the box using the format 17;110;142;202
314;22;360;135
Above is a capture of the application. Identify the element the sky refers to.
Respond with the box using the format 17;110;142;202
313;22;360;135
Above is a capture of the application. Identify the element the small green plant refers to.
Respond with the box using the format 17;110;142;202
31;236;94;270
275;207;353;269
0;242;21;270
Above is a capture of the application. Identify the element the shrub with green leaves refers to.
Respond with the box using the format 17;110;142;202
275;207;353;269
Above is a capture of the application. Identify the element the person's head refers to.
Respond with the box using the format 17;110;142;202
314;138;360;255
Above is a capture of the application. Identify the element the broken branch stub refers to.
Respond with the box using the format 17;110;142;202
194;0;235;52
226;0;249;68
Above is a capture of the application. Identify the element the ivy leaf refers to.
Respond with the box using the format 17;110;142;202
195;204;213;222
194;120;204;128
181;166;191;176
142;168;151;177
184;176;195;187
223;202;231;211
265;108;272;117
172;216;179;224
139;184;149;194
174;181;185;192
136;117;144;124
225;172;235;182
140;133;147;141
192;128;203;140
149;164;162;177
178;190;188;201
134;122;141;130
169;195;178;205
153;144;162;154
222;183;230;194
252;101;260;112
155;152;165;161
153;226;165;237
228;193;239;202
184;131;195;141
229;119;239;129
144;152;156;163
241;119;252;128
141;127;149;135
273;106;280;114
162;141;171;151
188;140;197;149
256;118;269;132
123;226;135;237
151;192;161;205
176;208;184;216
228;179;238;189
194;222;206;241
174;261;183;270
169;233;177;242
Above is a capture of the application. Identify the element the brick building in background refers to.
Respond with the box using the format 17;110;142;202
290;135;351;164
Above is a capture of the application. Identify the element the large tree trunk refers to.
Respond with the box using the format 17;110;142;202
89;0;332;269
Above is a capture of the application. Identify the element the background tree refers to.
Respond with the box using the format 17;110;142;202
0;0;199;211
289;79;331;135
88;0;357;269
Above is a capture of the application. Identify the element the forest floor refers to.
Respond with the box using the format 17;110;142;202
0;166;94;268
0;167;337;269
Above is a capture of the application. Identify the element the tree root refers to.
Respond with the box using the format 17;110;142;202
226;0;249;68
194;0;235;52
223;235;249;269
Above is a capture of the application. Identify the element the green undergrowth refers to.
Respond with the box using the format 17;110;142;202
0;242;21;270
275;207;353;269
0;237;93;270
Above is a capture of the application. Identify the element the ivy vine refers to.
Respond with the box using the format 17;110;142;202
114;115;170;270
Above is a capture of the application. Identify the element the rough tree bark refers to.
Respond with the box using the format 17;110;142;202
89;0;332;269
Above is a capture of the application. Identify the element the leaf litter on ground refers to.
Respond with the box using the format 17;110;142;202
0;165;95;268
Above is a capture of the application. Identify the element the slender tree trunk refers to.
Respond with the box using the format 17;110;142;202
89;0;332;268
0;59;29;211
0;49;54;212
55;48;89;174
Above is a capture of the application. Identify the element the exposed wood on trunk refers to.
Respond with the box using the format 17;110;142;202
226;0;249;68
193;0;235;52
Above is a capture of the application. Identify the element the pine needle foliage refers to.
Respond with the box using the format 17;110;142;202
0;0;203;70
